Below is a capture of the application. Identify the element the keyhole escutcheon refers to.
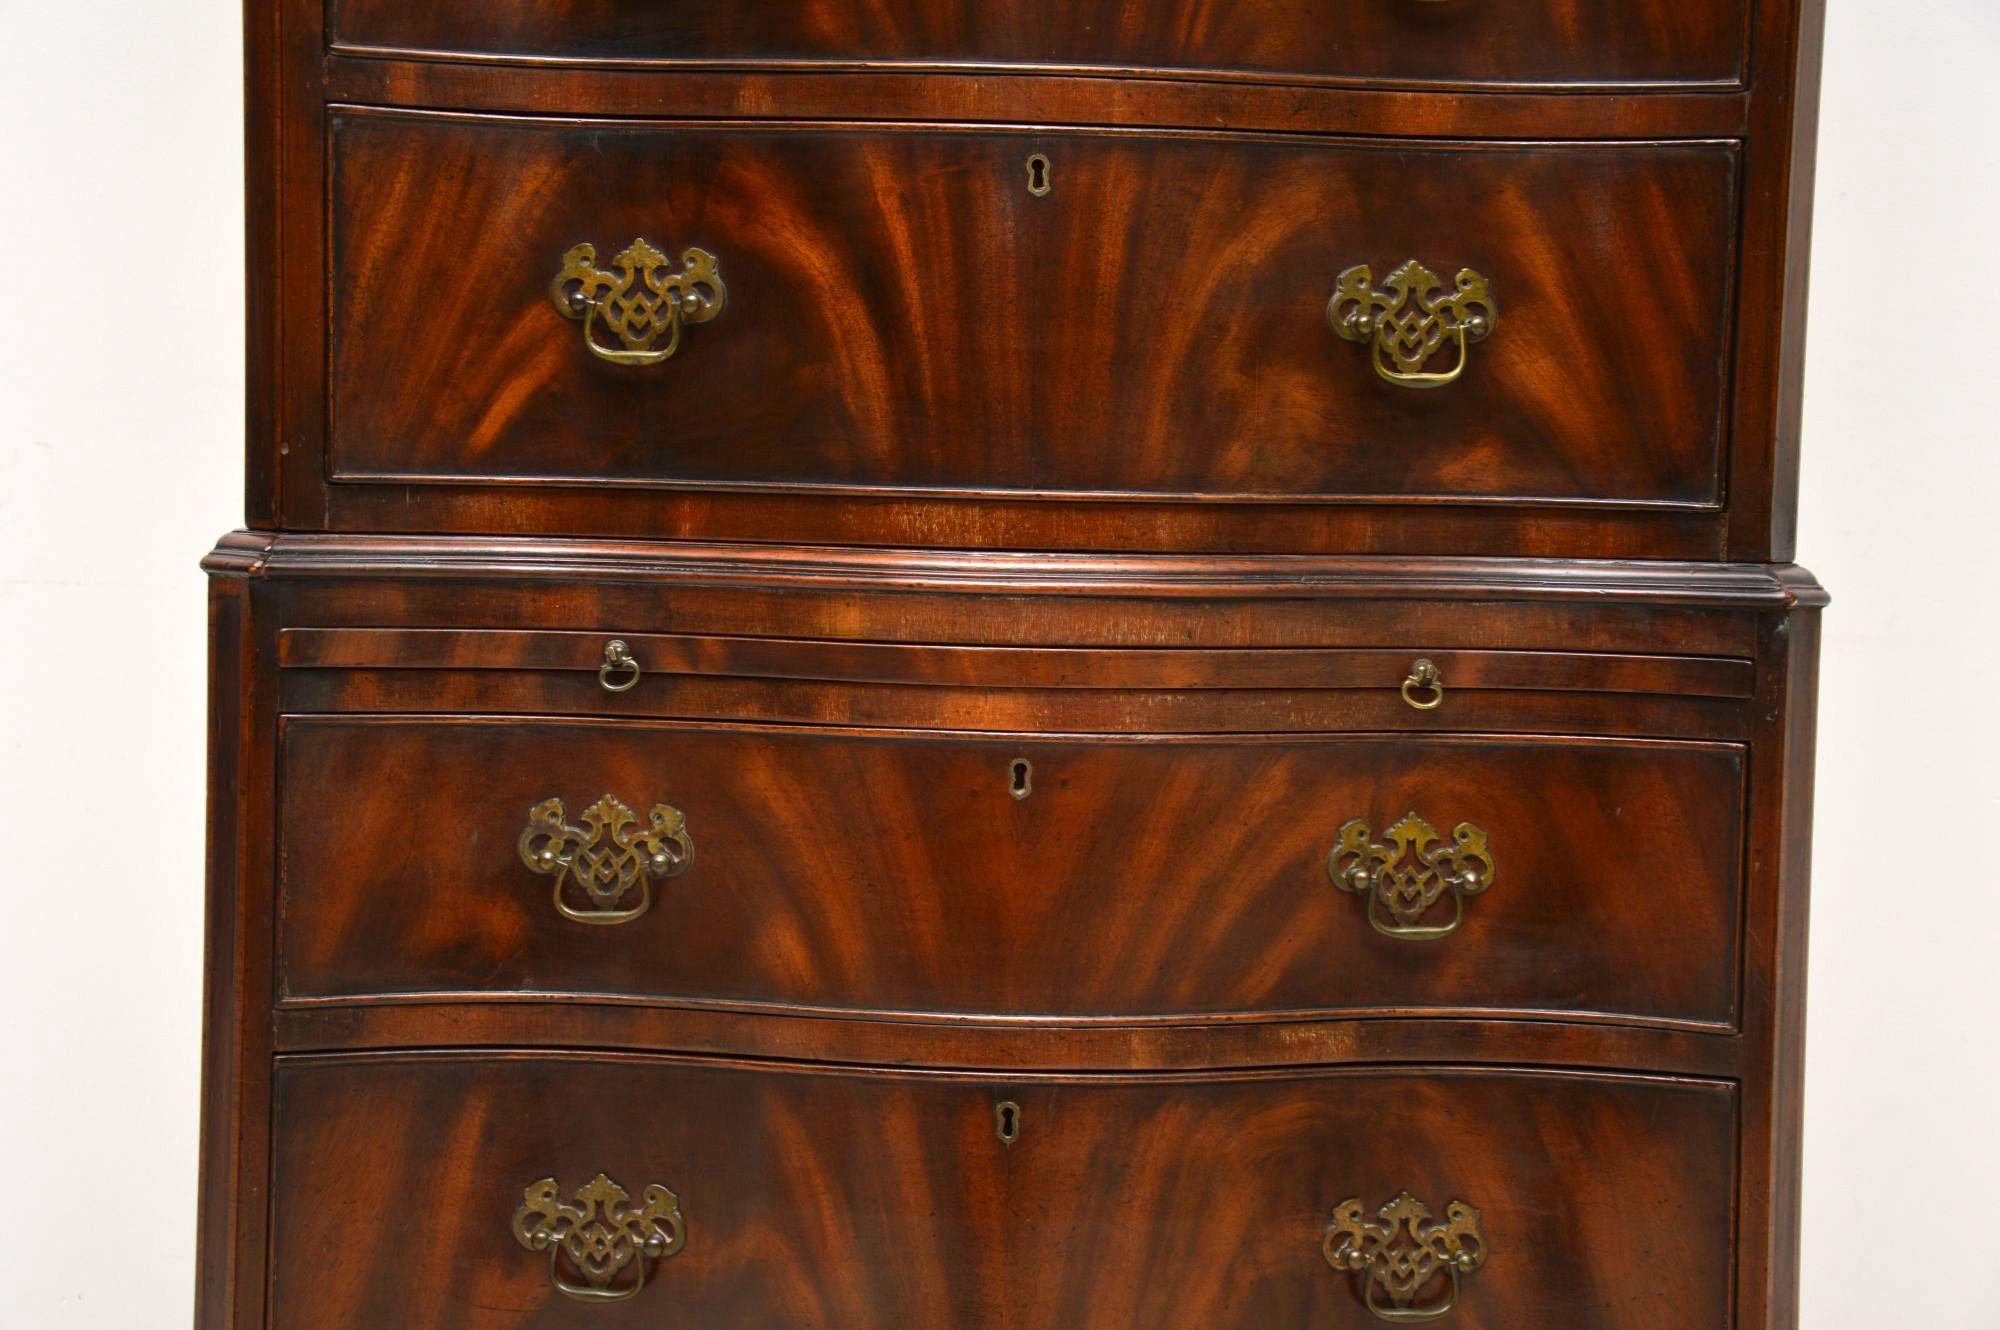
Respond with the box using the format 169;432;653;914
1009;758;1033;800
1026;153;1052;197
996;1100;1022;1145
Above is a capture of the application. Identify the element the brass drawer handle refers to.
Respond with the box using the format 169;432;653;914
1329;260;1496;389
519;795;694;925
514;1173;685;1303
1328;814;1495;941
1325;1193;1487;1323
552;237;725;366
599;638;642;693
1400;658;1444;710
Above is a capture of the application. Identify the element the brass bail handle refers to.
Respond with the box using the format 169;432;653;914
1324;1193;1487;1323
514;1174;686;1303
1361;1262;1466;1323
1328;814;1496;942
1401;658;1444;711
552;237;726;366
600;639;642;693
1329;260;1496;389
519;794;694;926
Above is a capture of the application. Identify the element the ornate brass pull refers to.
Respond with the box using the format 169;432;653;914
519;794;693;925
551;238;725;366
514;1173;685;1303
1401;658;1444;711
599;639;641;693
1328;814;1495;941
1329;260;1496;389
1325;1193;1487;1323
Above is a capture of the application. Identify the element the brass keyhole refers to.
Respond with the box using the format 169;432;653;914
1026;153;1052;197
996;1101;1022;1145
1009;758;1033;800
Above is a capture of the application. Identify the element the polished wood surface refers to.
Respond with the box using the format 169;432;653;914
327;0;1752;90
331;113;1738;511
207;1;1828;1324
202;540;1824;1329
279;719;1745;1026
278;629;1757;696
272;1053;1736;1330
251;0;1828;560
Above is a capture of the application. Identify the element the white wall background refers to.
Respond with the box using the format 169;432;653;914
0;1;1994;1325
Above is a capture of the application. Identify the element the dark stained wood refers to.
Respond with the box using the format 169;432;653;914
279;583;1765;657
1728;0;1830;563
271;1054;1738;1330
327;0;1752;91
251;0;1825;559
331;113;1740;514
194;574;280;1330
281;673;1755;740
1732;603;1823;1329
278;629;1756;697
272;1005;1747;1078
202;541;1824;1330
211;530;1816;608
210;0;1828;1320
279;720;1746;1028
220;531;1790;654
326;58;1754;141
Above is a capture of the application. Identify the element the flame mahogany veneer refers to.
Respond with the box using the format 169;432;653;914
202;4;1827;1327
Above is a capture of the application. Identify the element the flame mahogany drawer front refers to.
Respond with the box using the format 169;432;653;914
271;1054;1736;1330
326;0;1752;89
328;112;1740;515
276;713;1746;1029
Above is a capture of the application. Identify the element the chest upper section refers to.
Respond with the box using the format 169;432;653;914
251;0;1824;559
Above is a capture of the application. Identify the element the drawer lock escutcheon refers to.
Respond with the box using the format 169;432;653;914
1329;260;1496;389
1325;1192;1487;1323
514;1173;686;1303
1328;814;1495;941
551;237;726;366
519;795;694;925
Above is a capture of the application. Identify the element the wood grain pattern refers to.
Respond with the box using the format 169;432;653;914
326;0;1752;90
271;1005;1746;1078
325;58;1754;141
223;532;1793;655
270;1054;1737;1330
278;719;1745;1028
277;629;1758;697
278;673;1754;741
210;0;1830;1320
330;114;1740;510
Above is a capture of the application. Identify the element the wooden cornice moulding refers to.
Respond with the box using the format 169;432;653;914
203;531;1825;608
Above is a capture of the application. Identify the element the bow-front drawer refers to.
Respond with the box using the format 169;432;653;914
271;1053;1736;1329
328;0;1752;90
326;113;1740;543
277;713;1746;1029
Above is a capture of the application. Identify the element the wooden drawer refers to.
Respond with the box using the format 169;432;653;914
327;0;1752;90
272;1054;1736;1329
278;716;1745;1029
330;113;1739;515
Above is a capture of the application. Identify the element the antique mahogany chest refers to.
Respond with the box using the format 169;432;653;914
199;4;1828;1327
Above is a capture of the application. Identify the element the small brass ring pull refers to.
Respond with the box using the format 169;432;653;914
599;639;642;693
1329;260;1496;389
552;238;725;366
1401;658;1444;711
519;794;694;925
1325;1193;1487;1323
515;1173;686;1303
1329;814;1495;941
